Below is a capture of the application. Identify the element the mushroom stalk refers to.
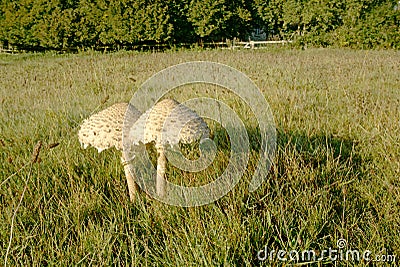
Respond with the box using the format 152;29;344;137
121;156;138;201
156;146;167;198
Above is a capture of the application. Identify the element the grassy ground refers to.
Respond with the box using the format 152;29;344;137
0;48;399;266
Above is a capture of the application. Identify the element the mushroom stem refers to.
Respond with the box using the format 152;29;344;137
121;156;138;201
156;146;167;198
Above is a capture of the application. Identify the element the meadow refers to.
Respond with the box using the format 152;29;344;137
0;48;399;266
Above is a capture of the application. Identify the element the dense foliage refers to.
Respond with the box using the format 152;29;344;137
0;0;399;50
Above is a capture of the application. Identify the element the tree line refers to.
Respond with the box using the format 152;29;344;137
0;0;399;51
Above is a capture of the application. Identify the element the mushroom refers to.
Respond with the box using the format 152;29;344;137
125;99;210;198
78;102;141;201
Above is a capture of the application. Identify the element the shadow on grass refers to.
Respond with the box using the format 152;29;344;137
236;127;377;265
1;124;390;265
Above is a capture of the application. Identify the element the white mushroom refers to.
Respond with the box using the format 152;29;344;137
126;99;210;198
78;102;141;201
78;99;210;201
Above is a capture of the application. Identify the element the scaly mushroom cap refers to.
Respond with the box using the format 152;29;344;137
78;102;141;152
127;99;209;147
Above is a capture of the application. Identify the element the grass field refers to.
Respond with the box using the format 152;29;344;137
0;48;399;266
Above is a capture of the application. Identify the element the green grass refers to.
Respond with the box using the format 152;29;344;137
0;48;399;266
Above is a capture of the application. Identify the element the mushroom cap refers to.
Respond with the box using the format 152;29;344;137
127;99;209;147
78;102;141;152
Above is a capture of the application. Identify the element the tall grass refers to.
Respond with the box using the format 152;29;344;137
1;48;399;265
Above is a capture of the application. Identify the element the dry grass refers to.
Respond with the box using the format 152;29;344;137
0;48;399;265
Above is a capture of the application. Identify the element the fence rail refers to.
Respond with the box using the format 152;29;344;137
231;40;292;49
